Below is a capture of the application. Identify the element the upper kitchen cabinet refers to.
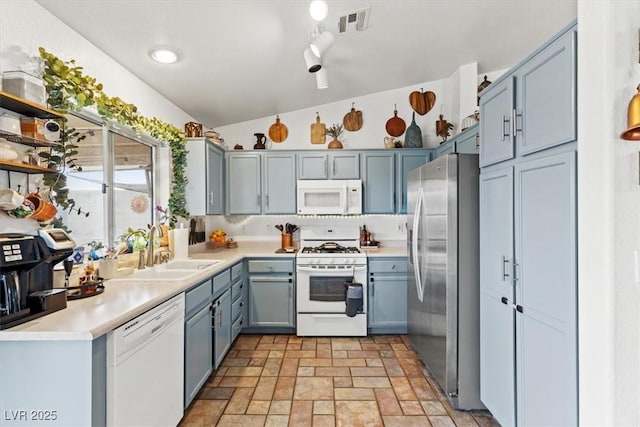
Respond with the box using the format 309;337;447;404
395;150;431;214
454;124;480;154
226;151;296;215
297;152;360;180
226;152;262;214
262;153;296;214
479;77;515;167
480;24;576;167
185;138;224;215
361;151;395;214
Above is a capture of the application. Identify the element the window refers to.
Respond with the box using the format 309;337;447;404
60;113;158;248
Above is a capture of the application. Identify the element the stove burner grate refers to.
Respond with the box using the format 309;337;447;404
300;242;361;254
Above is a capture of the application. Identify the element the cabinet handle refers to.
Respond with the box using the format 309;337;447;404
288;278;292;283
324;159;328;177
501;297;508;305
257;194;261;207
208;191;213;204
239;302;243;307
516;305;524;313
266;194;269;208
475;133;479;149
501;256;510;281
512;109;522;135
502;115;510;141
391;264;396;270
332;158;336;176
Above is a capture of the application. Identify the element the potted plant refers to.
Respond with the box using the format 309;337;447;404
326;123;344;149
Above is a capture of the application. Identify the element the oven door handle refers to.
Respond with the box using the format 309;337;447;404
297;266;367;274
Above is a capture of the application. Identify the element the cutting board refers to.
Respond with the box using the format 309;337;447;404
268;115;288;143
409;89;436;115
310;113;326;144
343;103;363;131
385;105;406;137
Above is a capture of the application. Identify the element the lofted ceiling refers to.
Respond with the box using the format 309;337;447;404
36;0;576;128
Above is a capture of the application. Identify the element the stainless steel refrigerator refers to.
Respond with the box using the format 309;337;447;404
407;153;483;410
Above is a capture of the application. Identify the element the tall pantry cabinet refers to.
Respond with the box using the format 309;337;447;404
478;22;577;427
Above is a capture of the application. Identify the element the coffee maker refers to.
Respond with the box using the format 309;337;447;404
0;230;75;329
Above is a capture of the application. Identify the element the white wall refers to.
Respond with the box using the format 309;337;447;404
216;63;488;151
0;0;197;234
578;1;640;424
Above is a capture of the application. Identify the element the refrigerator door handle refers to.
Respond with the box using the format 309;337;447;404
412;190;424;302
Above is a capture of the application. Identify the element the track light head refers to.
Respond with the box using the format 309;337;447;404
304;48;322;73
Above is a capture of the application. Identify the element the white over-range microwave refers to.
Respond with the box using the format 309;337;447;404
297;179;362;215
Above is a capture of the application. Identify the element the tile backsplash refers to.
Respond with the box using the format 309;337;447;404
201;215;407;246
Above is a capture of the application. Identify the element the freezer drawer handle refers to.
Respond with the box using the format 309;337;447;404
501;297;508;305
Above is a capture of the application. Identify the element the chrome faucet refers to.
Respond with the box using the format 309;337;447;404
146;224;164;267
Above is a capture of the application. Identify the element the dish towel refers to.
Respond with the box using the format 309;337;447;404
345;283;363;317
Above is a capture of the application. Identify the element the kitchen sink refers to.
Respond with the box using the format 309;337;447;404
110;259;223;283
164;259;222;270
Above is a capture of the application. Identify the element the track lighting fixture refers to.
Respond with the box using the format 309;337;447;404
316;68;328;89
304;48;322;73
310;30;335;57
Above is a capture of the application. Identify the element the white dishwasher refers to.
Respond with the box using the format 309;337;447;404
107;293;185;427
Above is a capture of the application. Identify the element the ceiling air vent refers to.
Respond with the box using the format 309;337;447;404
337;7;370;34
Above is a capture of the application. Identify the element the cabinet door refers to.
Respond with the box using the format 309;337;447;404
516;29;576;156
206;144;224;214
213;289;231;369
479;166;515;427
226;153;261;214
479;77;514;167
184;304;213;407
329;152;360;179
263;153;296;214
396;151;430;214
368;274;407;330
361;152;395;214
248;275;294;327
514;152;577;426
436;141;455;158
297;153;328;179
455;128;480;154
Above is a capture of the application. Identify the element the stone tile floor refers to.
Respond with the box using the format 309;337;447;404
180;334;499;427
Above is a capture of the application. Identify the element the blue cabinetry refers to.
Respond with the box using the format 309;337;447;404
368;258;407;334
226;152;296;214
361;152;395;214
185;139;224;215
395;150;430;214
184;278;213;408
480;27;576;167
478;22;577;427
454;124;479;154
297;152;360;179
246;258;295;332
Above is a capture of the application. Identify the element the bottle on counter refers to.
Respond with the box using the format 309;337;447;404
360;225;370;247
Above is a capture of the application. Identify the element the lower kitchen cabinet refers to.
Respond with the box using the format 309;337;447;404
245;258;295;332
230;261;245;342
368;258;408;334
184;278;213;408
213;283;232;369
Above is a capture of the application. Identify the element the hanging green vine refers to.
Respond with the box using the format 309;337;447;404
38;47;189;227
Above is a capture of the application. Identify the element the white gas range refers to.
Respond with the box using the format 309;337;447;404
296;226;367;337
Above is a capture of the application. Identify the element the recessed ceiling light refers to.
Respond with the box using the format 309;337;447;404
309;0;328;21
149;47;180;64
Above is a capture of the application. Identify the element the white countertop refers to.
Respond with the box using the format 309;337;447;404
0;241;406;342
